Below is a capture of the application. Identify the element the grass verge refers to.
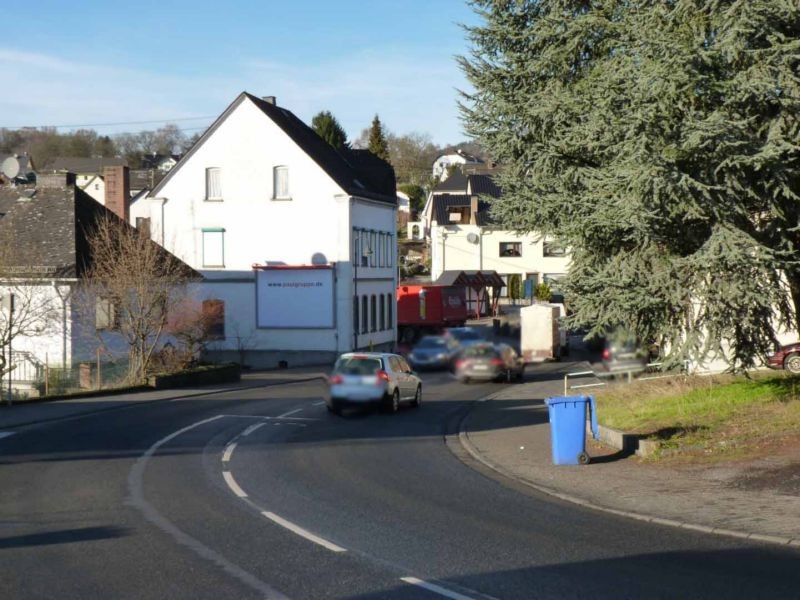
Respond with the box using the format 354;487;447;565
594;371;800;461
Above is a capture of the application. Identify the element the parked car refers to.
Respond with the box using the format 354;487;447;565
327;352;422;414
455;342;524;383
767;342;800;374
443;326;484;347
407;335;460;370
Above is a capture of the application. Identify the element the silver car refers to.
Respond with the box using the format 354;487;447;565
327;352;422;415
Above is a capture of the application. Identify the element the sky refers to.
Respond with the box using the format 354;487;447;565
0;1;480;145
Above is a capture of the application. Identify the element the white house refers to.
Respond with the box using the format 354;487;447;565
424;173;571;301
130;92;398;368
432;149;484;182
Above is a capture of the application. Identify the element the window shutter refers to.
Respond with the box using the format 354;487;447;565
274;166;289;198
206;168;222;200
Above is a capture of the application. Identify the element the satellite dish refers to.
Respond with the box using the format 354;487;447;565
466;232;479;244
1;157;20;179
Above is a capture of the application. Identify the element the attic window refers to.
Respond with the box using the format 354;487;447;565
206;167;222;201
273;166;290;200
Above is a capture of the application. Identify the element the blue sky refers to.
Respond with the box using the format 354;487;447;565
0;1;479;145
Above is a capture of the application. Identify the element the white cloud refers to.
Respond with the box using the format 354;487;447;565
0;46;470;144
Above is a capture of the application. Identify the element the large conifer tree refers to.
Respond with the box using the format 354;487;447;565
311;110;348;149
368;115;390;161
461;0;800;369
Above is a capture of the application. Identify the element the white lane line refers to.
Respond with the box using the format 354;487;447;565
218;414;318;421
400;577;477;600
0;432;16;440
241;422;267;437
276;408;303;418
312;401;325;406
261;511;346;553
222;471;248;498
222;442;238;463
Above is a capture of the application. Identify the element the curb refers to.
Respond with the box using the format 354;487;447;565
1;376;327;430
455;393;800;550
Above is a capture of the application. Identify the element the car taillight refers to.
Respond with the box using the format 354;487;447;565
490;358;504;366
602;349;611;360
375;370;391;384
455;359;466;370
329;374;343;385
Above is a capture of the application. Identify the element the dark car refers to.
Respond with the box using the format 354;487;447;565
443;326;484;347
601;336;648;374
455;342;524;383
767;342;800;374
407;335;460;370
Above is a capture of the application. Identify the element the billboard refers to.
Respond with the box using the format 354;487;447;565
256;267;335;328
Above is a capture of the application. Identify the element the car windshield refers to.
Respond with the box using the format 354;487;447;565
450;329;481;341
334;357;383;375
416;337;447;348
463;345;497;358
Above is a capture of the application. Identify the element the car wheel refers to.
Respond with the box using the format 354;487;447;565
412;385;422;408
327;400;342;416
383;389;400;413
785;354;800;374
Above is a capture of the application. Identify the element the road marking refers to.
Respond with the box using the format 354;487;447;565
241;422;267;437
261;511;346;553
400;577;477;600
0;432;16;440
312;401;325;406
218;414;319;421
276;408;303;418
222;471;248;498
222;442;238;463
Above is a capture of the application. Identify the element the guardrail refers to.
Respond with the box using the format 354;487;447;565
564;360;690;395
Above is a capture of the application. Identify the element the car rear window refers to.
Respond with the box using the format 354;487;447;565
453;330;481;341
462;345;497;358
417;337;446;348
334;357;383;375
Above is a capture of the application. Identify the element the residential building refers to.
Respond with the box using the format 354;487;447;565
431;149;483;181
141;153;182;174
424;173;571;301
0;172;195;396
130;92;398;368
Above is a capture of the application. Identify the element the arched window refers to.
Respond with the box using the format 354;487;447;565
386;293;393;329
353;296;359;337
380;295;385;330
370;295;377;332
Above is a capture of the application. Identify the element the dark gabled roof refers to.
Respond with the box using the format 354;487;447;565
49;157;127;175
468;174;501;198
0;183;198;279
433;171;468;193
151;92;396;204
434;270;504;289
432;194;470;224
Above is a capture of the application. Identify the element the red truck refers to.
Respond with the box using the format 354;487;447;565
397;284;468;343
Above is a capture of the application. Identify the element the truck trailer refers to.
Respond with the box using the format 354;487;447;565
397;284;468;343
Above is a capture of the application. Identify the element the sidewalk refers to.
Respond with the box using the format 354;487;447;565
0;367;327;430
460;359;800;546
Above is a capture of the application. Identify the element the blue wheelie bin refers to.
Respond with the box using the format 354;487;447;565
545;395;599;465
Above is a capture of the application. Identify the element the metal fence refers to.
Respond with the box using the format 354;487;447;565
563;361;690;395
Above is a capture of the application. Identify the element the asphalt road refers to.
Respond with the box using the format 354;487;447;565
1;372;799;599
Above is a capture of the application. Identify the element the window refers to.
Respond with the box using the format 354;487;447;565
95;298;118;331
202;299;225;340
370;232;377;267
353;296;359;335
499;242;522;257
273;166;289;199
378;233;384;267
202;228;225;267
380;295;385;330
543;273;566;291
543;240;567;257
205;167;222;201
386;235;393;267
386;293;393;329
370;295;377;332
360;231;369;266
362;296;368;333
136;217;151;239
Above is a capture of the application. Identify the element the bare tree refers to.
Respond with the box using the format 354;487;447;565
84;215;197;384
166;297;224;368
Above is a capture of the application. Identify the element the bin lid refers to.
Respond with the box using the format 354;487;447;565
545;395;590;406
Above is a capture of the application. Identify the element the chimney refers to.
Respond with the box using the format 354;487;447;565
470;195;478;225
262;95;276;105
38;171;76;189
103;165;130;221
